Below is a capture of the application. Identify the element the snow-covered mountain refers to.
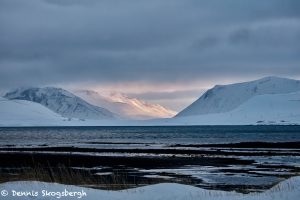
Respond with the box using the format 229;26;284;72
1;76;299;126
4;87;116;120
0;97;65;126
176;76;300;117
74;90;177;119
168;91;300;125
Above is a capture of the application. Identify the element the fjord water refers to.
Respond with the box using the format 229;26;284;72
0;126;299;147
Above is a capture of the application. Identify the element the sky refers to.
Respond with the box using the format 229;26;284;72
0;0;299;111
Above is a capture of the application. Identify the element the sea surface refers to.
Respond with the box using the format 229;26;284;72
0;125;300;147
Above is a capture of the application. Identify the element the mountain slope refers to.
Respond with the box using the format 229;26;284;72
176;76;300;117
4;87;115;120
75;90;176;119
0;97;65;126
169;91;300;125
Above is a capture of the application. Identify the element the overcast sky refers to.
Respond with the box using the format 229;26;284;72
1;0;299;111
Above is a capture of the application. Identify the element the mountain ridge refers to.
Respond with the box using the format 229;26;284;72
74;90;176;119
1;76;299;126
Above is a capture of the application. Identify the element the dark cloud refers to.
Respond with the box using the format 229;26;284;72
229;29;252;44
191;36;220;51
0;0;299;92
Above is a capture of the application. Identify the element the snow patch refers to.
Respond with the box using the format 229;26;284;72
1;176;300;200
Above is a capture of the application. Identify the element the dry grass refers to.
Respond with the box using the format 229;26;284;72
0;164;152;190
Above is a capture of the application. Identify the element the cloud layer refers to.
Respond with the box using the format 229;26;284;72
0;0;299;110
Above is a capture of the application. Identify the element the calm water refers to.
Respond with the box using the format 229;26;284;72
0;126;300;147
